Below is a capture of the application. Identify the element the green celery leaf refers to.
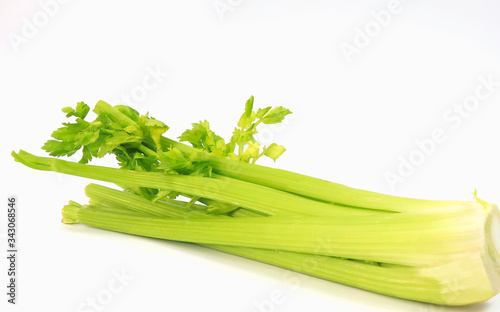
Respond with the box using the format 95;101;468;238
263;143;286;161
261;106;292;124
242;141;260;162
64;102;90;119
237;96;255;129
256;106;272;119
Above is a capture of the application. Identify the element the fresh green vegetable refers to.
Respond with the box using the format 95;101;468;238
12;98;500;306
42;100;461;212
61;198;490;267
13;150;378;217
76;184;500;305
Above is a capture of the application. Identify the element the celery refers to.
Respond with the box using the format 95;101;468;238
72;184;500;305
161;136;461;212
12;99;500;305
94;100;462;212
60;200;488;267
47;99;463;212
12;150;381;217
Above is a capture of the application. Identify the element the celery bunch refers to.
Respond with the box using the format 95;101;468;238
12;98;500;306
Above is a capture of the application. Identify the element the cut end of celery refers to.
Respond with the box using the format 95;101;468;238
488;205;500;261
61;202;81;225
483;204;500;296
445;203;500;305
412;203;500;306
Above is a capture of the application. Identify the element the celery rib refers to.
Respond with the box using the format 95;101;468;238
61;202;485;267
13;150;380;218
66;187;500;305
161;137;464;212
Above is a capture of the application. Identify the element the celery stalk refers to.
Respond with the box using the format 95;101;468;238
12;99;500;306
61;202;489;267
12;150;383;217
72;185;500;305
161;136;461;212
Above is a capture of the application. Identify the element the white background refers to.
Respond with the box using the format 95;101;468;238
1;1;500;311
